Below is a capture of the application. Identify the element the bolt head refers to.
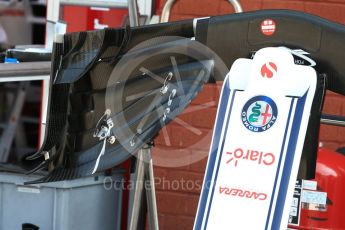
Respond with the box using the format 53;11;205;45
108;136;116;144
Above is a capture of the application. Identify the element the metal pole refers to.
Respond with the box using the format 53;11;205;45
160;0;175;23
128;149;146;230
145;150;159;230
321;117;345;127
128;0;139;27
161;0;243;23
228;0;243;13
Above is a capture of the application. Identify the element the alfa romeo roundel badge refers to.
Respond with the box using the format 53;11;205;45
241;96;278;132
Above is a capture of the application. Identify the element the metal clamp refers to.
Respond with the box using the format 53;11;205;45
93;109;116;144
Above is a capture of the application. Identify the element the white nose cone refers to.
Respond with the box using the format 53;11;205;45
228;47;316;98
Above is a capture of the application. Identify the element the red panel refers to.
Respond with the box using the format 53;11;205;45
290;149;345;230
63;6;128;32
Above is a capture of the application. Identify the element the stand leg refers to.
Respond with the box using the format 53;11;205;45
128;0;139;27
127;145;159;230
145;149;159;230
128;149;145;230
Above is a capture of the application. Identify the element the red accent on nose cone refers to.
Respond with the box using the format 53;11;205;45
261;62;277;78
